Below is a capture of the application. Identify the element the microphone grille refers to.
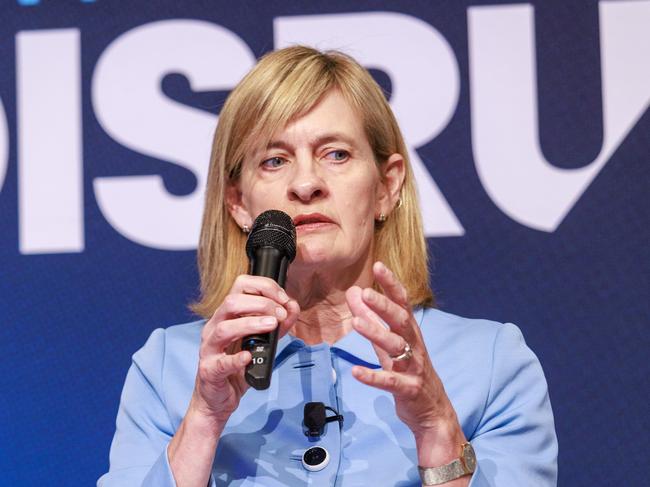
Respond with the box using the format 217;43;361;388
246;210;297;262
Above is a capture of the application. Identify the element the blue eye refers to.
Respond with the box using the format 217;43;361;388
261;157;285;169
326;150;349;162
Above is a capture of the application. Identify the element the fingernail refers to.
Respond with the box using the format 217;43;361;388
362;288;374;302
353;317;366;330
240;353;250;365
278;290;289;303
261;316;277;326
275;307;287;320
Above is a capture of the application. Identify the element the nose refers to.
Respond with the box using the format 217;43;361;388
287;157;328;203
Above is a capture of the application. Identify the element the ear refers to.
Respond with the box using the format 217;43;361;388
225;181;253;230
376;153;405;217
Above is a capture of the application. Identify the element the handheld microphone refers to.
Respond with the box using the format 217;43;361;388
242;209;296;390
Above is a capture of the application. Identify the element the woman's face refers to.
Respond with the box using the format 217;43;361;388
228;90;402;274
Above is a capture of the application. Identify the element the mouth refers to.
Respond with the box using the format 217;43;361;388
293;213;335;230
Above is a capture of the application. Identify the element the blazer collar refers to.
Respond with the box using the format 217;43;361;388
275;308;424;368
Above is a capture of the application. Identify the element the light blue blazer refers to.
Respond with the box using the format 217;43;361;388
98;307;558;486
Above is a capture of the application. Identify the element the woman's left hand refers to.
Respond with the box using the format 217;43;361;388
345;261;468;468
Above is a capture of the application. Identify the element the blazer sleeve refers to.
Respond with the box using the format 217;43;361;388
97;328;178;487
469;323;558;486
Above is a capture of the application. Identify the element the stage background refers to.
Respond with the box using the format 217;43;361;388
0;1;648;485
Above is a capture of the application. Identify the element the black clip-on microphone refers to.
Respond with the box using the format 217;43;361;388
303;402;344;437
241;210;297;390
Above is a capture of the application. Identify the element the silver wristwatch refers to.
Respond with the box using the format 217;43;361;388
418;442;476;485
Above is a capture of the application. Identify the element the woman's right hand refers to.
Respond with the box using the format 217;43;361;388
169;275;298;486
189;275;300;429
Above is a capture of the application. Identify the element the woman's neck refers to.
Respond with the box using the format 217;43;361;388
292;299;352;345
286;259;373;345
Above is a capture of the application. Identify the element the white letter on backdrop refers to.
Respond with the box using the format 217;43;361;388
92;20;255;249
16;29;84;254
275;12;464;237
468;2;650;231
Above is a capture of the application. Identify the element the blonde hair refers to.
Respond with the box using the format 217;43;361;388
192;46;434;317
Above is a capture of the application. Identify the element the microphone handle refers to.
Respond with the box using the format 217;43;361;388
242;246;290;390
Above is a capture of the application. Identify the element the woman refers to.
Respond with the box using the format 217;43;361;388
99;46;557;486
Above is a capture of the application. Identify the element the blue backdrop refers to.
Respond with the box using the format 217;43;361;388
0;1;648;486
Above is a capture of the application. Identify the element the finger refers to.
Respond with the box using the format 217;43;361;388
351;366;421;399
350;316;395;370
345;285;385;328
351;316;406;364
231;274;290;305
361;287;416;341
198;350;251;384
278;299;301;337
373;262;408;307
346;287;403;369
203;315;278;354
215;293;289;322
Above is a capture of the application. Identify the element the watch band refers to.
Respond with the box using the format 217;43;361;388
418;442;476;485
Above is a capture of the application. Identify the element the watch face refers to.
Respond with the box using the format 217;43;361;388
463;444;477;472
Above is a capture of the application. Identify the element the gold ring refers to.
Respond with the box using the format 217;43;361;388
390;341;412;362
